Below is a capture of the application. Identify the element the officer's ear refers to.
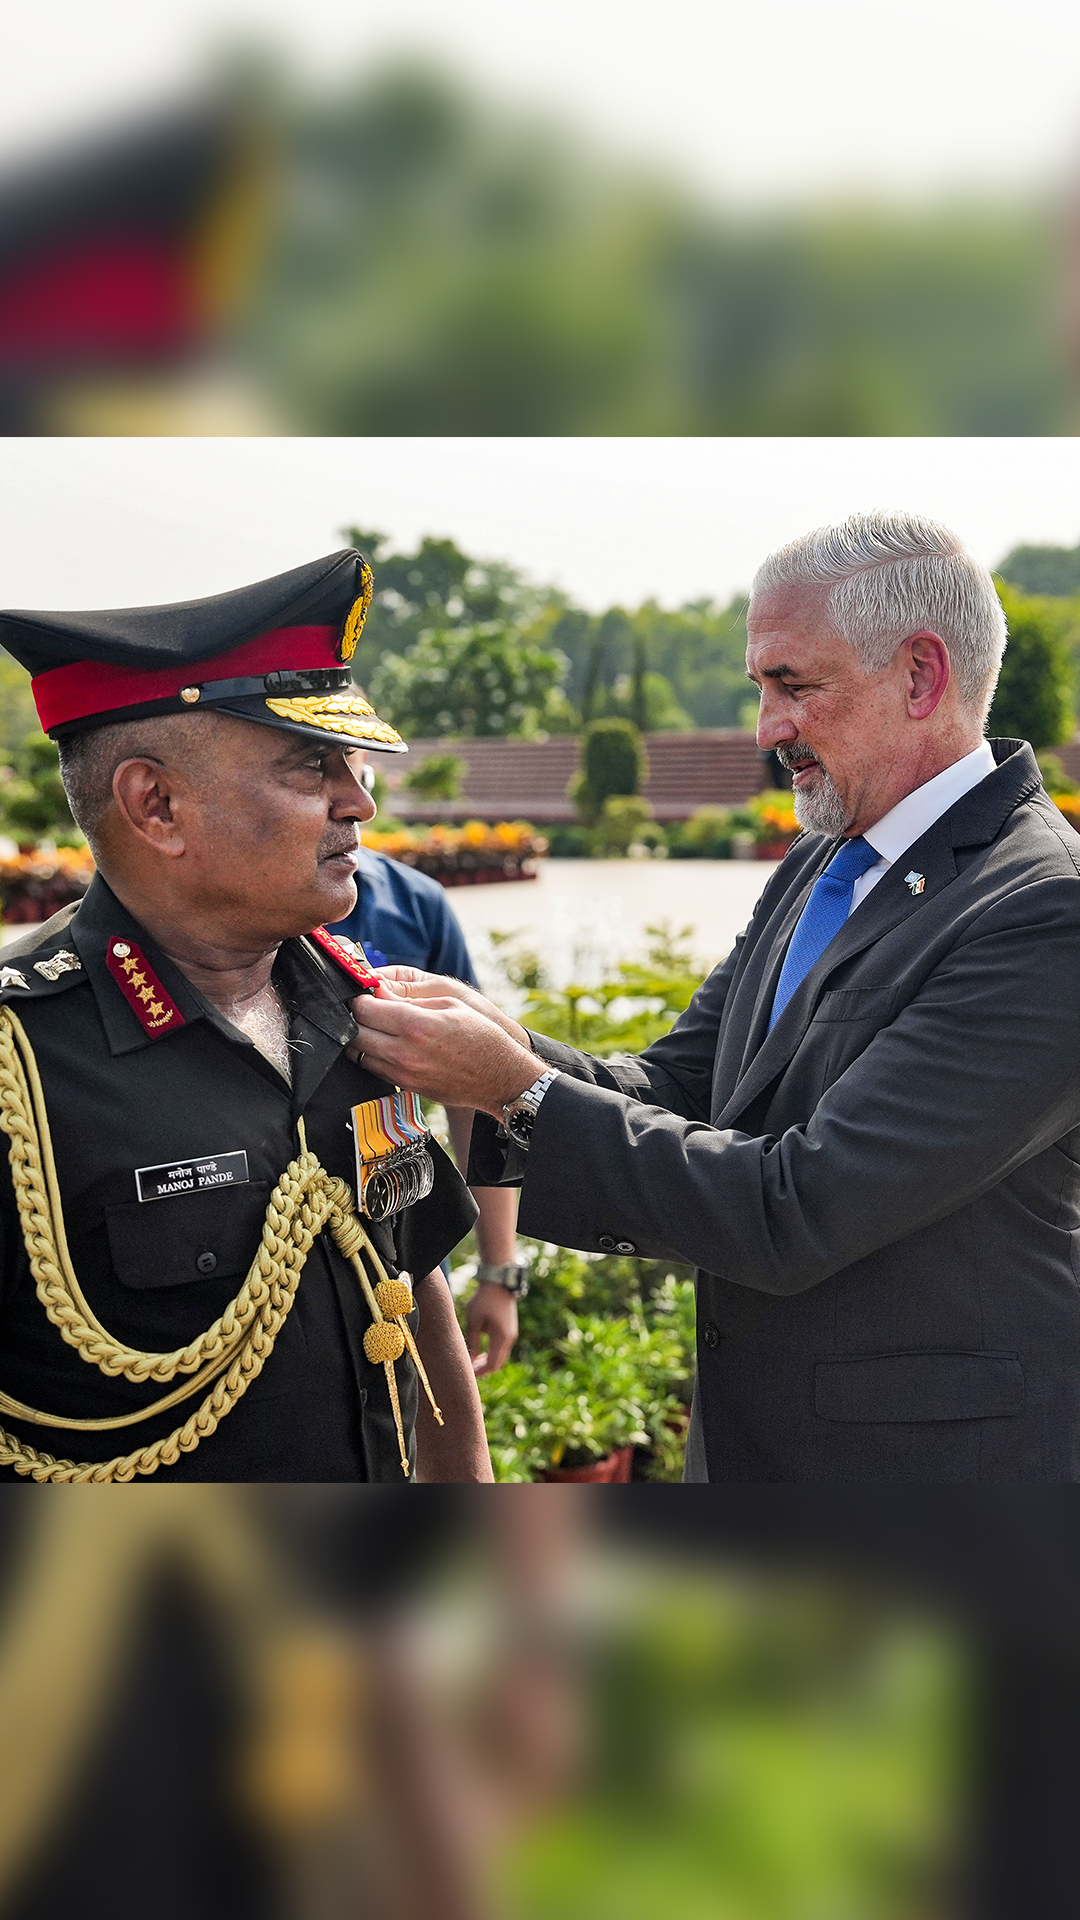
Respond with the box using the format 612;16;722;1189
111;757;186;858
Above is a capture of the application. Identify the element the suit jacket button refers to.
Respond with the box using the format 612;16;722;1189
615;1240;636;1255
196;1250;218;1275
702;1322;722;1349
598;1234;616;1252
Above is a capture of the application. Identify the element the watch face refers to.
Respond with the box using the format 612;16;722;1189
506;1107;534;1148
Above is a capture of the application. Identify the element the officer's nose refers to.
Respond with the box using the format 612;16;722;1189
331;753;378;822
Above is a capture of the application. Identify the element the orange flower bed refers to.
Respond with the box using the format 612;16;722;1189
362;820;548;886
0;845;95;923
1055;794;1080;832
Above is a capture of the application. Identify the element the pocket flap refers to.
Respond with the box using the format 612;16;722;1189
105;1184;270;1290
815;1350;1024;1423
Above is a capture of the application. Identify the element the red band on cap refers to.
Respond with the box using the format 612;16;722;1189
309;926;380;994
104;938;185;1037
32;625;338;732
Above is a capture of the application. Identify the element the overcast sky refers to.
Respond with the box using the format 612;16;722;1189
1;438;1078;618
6;0;1080;205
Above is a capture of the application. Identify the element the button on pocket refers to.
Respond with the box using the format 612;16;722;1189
106;1184;270;1290
598;1234;616;1251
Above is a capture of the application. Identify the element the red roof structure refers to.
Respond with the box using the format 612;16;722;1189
383;730;771;824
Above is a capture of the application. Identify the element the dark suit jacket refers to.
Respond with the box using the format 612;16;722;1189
474;741;1080;1481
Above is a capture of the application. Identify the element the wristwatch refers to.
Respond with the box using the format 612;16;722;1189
476;1259;530;1299
501;1069;560;1149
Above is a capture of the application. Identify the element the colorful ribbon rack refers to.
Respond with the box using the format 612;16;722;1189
351;1090;434;1221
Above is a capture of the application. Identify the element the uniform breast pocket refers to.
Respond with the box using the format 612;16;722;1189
105;1184;271;1290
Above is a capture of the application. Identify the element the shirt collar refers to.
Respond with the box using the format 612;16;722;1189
863;739;998;868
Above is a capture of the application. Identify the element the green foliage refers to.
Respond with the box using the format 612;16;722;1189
589;794;664;858
1036;752;1080;797
399;752;466;800
502;1567;960;1920
501;919;707;1056
472;1242;695;1481
339;526;562;690
548;596;753;731
570;718;648;824
370;623;574;738
0;655;40;760
668;804;735;859
0;735;80;845
243;62;1068;434
988;582;1075;748
998;540;1080;598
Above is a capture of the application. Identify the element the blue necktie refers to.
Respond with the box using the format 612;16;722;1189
768;836;880;1032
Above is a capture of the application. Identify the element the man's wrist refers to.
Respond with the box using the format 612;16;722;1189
476;1258;530;1298
500;1069;560;1150
489;1046;545;1119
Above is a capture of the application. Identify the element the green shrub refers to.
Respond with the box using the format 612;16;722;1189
668;805;734;858
569;718;649;824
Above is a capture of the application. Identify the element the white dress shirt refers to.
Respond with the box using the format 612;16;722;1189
849;739;997;914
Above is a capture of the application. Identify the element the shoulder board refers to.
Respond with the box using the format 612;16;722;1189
308;925;380;993
104;937;185;1037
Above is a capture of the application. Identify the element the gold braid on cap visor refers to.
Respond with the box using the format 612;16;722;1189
263;694;404;747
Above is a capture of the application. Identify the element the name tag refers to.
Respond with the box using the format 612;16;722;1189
135;1151;249;1203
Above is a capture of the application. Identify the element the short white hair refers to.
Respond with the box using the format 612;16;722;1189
750;510;1007;717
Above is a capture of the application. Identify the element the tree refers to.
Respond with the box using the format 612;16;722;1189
400;753;465;800
370;624;573;738
988;583;1075;749
339;526;564;690
569;718;648;825
998;542;1080;598
0;734;80;845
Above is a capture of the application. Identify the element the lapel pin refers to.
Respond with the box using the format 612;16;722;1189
904;871;926;895
33;950;82;981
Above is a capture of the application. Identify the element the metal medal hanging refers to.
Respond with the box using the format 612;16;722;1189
351;1090;434;1221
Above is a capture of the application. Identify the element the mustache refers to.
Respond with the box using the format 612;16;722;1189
317;831;362;860
775;742;825;772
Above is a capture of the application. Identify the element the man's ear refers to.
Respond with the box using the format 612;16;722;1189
111;758;186;857
904;631;951;721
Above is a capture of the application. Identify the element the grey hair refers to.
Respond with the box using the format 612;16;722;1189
57;711;226;854
750;510;1007;717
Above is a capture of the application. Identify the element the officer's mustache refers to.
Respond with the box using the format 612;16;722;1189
317;830;363;861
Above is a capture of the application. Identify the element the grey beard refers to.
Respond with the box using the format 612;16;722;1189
792;766;850;836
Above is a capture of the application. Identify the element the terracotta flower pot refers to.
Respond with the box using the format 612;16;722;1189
541;1444;634;1483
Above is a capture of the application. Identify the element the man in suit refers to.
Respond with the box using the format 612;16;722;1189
350;511;1080;1482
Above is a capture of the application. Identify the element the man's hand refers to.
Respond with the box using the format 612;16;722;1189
350;991;538;1116
370;967;531;1042
465;1282;519;1376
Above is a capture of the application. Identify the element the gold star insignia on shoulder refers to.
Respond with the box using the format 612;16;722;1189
904;871;926;895
0;966;29;990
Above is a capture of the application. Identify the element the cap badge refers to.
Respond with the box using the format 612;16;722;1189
105;938;185;1036
33;950;82;981
0;966;29;990
337;560;374;663
904;871;926;895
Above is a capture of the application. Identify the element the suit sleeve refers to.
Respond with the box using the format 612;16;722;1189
466;916;748;1186
514;877;1080;1294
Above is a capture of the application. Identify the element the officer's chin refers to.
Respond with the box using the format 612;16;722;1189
314;858;360;922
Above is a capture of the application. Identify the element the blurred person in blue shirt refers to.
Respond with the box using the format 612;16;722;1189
328;779;523;1377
